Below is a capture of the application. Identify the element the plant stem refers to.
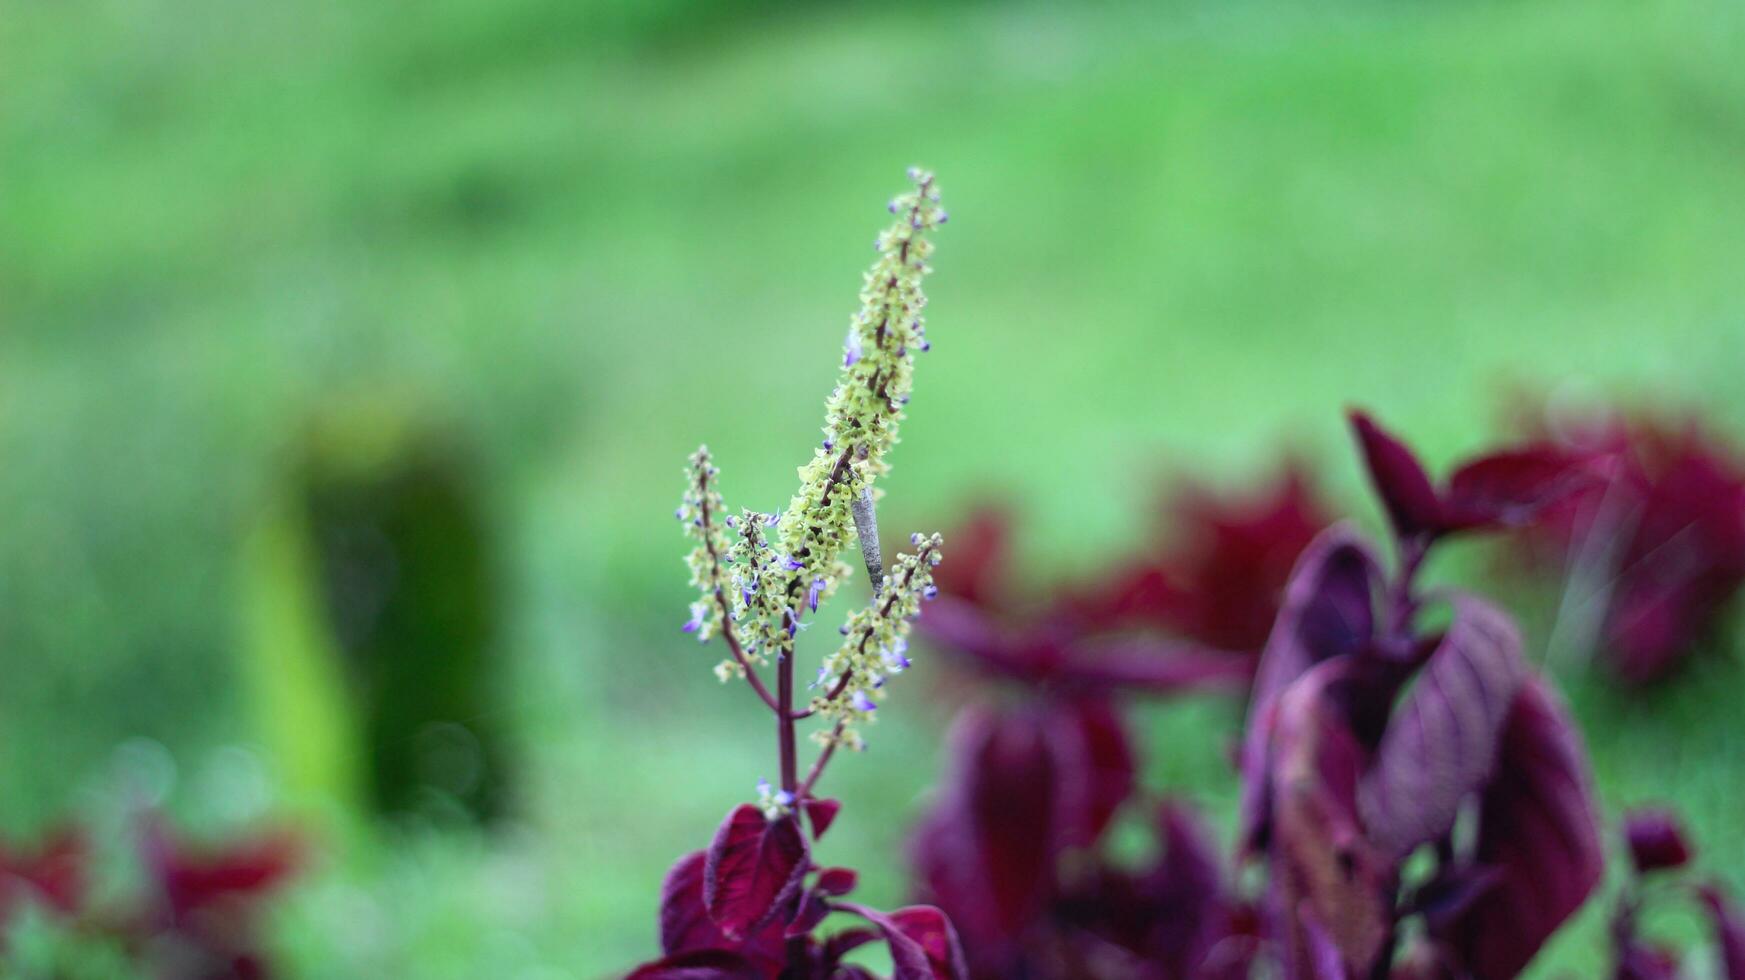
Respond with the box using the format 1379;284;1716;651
778;623;798;795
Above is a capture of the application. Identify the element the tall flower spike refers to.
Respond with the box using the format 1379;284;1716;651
775;169;945;601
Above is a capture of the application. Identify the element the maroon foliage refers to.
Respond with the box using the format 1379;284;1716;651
910;700;1243;980
637;801;968;980
1623;810;1691;874
1080;468;1333;653
1702;886;1745;980
704;806;810;939
1517;410;1745;684
1350;411;1599;542
1240;418;1606;979
1436;678;1603;979
0;827;88;926
923;468;1333;701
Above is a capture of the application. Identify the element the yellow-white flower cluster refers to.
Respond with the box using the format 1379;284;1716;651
809;533;943;751
774;168;945;603
676;169;947;751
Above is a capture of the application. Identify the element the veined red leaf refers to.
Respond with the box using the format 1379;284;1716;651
1361;596;1526;859
703;806;809;939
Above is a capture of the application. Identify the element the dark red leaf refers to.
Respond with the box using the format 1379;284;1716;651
1701;885;1745;980
1361;596;1527;859
1623;809;1691;874
1240;526;1383;853
1157;466;1332;652
1270;661;1393;977
839;903;969;980
1049;697;1137;847
930;505;1013;610
1441;677;1603;979
963;709;1060;935
1351;411;1445;539
0;826;88;921
704;806;809;939
802;798;841;842
786;890;830;939
660;852;722;954
626;949;770;980
1443;446;1596;531
140;818;301;922
658;851;785;965
1147;802;1231;977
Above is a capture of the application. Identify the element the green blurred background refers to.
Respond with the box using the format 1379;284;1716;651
5;0;1745;974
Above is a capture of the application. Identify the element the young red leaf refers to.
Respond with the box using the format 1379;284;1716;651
1440;677;1603;979
703;806;809;939
626;949;769;980
1361;596;1526;859
886;907;970;980
1350;411;1444;539
1240;526;1383;853
1701;885;1745;980
814;867;857;896
802;798;841;842
1623;809;1692;874
839;903;969;980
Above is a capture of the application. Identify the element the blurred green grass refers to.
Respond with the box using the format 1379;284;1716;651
5;0;1745;974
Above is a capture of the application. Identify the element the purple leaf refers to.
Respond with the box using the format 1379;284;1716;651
1623;809;1692;874
626;949;769;980
1350;410;1444;539
704;806;809;939
802;798;841;842
1440;677;1603;979
1270;661;1393;977
1361;596;1527;859
1702;885;1745;980
1240;526;1383;853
